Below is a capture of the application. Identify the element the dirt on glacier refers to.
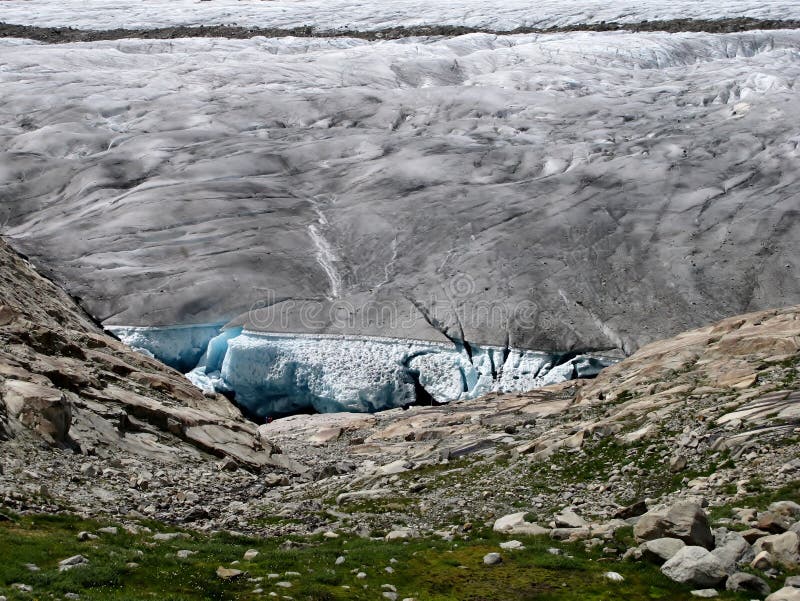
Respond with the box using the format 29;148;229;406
2;17;800;44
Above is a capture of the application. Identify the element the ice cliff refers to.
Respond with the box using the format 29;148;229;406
111;325;614;416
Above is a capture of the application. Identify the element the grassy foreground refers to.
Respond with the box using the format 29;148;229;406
0;512;752;601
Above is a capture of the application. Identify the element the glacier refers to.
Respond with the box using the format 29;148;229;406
110;324;614;416
3;26;800;359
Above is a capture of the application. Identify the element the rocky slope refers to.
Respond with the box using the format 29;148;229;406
2;233;799;541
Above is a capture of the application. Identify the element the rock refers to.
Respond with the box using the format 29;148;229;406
77;531;98;541
640;538;686;564
669;456;688;472
635;502;714;549
216;567;246;581
483;552;502;565
243;549;259;561
711;530;753;572
550;527;591;541
690;589;718;598
58;555;88;571
379;459;413;475
493;512;549;536
335;556;346;566
661;546;727;587
604;571;624;582
499;540;525;551
759;512;793;534
726;572;771;596
751;550;774;570
263;473;289;487
741;528;769;544
754;532;800;566
554;508;587;528
153;532;191;541
385;529;416;541
767;587;800;601
97;527;118;535
786;576;800;589
614;500;648;520
2;380;71;443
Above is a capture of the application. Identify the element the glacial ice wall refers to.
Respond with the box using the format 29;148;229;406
111;325;614;416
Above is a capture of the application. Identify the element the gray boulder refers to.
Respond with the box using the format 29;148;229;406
661;546;728;587
712;530;754;573
635;502;714;549
640;538;686;565
754;532;800;567
726;572;771;597
766;588;800;601
1;380;71;444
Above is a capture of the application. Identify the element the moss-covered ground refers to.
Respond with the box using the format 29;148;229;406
0;511;758;601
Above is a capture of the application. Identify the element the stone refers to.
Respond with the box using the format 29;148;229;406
635;502;714;549
77;531;98;541
669;456;688;472
741;528;769;544
385;529;416;541
499;540;525;551
263;473;289;487
640;538;686;564
483;552;502;565
243;549;259;561
767;587;800;601
58;555;88;571
786;576;800;589
153;532;191;541
604;571;624;582
690;590;718;598
726;572;771;596
711;530;753;572
97;527;118;535
176;550;196;559
754;532;800;566
554;508;587;528
216;567;246;581
2;380;71;443
379;459;413;475
661;546;727;587
751;550;774;570
335;556;346;566
492;512;549;536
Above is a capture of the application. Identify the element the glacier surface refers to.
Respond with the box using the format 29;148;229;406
2;29;800;355
113;324;614;415
0;0;797;31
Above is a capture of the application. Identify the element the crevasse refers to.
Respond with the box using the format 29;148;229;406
110;325;614;417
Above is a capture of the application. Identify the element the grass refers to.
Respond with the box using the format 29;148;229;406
0;511;761;601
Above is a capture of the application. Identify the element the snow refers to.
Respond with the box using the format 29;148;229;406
112;323;615;414
0;0;798;31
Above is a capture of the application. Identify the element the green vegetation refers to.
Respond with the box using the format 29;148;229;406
0;511;753;601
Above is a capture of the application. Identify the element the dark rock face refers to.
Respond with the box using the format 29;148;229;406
2;31;800;352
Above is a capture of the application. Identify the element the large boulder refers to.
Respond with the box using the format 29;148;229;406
754;532;800;567
493;512;549;536
635;502;714;549
726;572;771;597
712;530;754;573
1;379;71;443
766;587;800;601
661;546;728;587
640;538;686;565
